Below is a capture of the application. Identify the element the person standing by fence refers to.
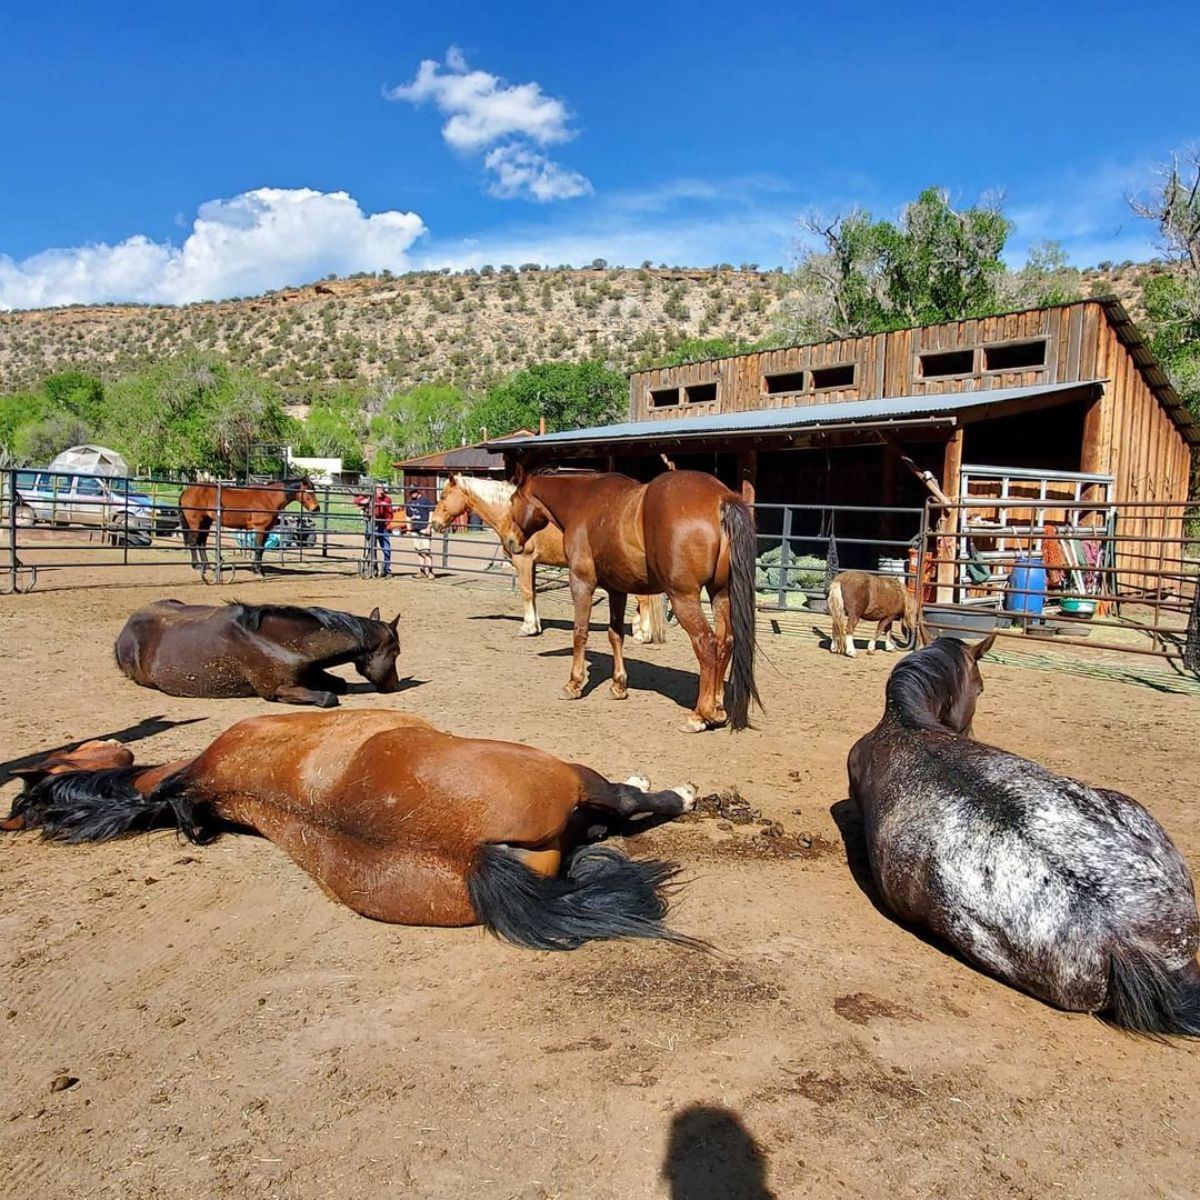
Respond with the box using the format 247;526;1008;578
406;486;435;579
354;483;396;578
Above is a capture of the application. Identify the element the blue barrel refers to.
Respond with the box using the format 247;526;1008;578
1006;556;1046;617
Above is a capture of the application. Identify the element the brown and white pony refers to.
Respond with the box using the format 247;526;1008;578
430;473;666;643
6;710;701;950
828;570;917;657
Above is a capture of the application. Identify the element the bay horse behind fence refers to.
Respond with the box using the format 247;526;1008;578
5;710;702;950
116;600;401;707
430;473;666;642
504;468;760;732
178;477;320;575
848;634;1200;1036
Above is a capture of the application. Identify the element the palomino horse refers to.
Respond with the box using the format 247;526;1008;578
115;601;401;707
430;473;666;643
828;570;917;657
849;634;1200;1035
178;477;320;576
5;711;701;949
504;469;760;732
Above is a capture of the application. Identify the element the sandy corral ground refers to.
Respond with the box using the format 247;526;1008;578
1;561;1197;1200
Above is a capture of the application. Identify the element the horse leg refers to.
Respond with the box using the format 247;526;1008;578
607;591;629;699
269;683;340;708
572;764;696;818
190;520;211;572
878;618;896;652
515;552;540;636
303;668;350;695
667;591;720;733
843;614;860;658
709;586;733;727
563;574;595;700
253;529;266;575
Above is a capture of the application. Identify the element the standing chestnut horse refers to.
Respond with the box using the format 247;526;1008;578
178;477;320;576
504;469;760;732
5;710;701;950
849;635;1200;1035
430;473;665;643
828;570;917;657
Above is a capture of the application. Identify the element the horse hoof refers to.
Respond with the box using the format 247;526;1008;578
515;627;540;638
678;717;708;734
318;693;340;709
671;784;698;811
609;687;628;701
560;686;583;701
624;774;651;792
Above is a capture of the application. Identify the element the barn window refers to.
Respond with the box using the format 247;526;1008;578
763;370;806;395
649;387;680;408
811;364;856;390
919;350;975;378
983;340;1047;372
685;382;717;404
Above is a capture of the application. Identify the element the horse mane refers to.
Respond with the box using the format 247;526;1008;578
885;639;969;730
456;475;516;507
227;602;378;643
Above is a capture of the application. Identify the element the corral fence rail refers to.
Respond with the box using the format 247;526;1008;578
916;497;1200;667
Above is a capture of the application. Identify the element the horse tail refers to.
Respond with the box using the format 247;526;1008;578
466;844;704;951
643;594;668;644
1105;944;1200;1038
828;577;847;654
9;767;214;845
720;496;761;731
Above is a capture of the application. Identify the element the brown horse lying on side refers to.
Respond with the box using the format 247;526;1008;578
504;469;760;732
828;570;916;657
178;477;320;576
115;600;400;707
5;711;701;949
429;473;666;643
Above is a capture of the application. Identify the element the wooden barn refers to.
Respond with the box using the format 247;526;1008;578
491;299;1196;589
394;430;535;510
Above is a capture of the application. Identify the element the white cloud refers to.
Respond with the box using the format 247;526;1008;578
483;146;592;203
0;188;426;310
387;47;575;152
387;48;591;202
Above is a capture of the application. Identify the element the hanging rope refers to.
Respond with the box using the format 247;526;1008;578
818;450;839;589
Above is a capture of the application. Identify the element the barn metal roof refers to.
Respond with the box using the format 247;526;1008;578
485;380;1103;452
394;429;536;471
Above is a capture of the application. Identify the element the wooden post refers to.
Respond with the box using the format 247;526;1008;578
937;429;964;603
1078;388;1106;519
736;450;757;504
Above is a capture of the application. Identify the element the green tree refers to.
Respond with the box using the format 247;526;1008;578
369;382;473;461
469;361;627;439
43;371;106;426
296;391;368;471
778;188;1015;342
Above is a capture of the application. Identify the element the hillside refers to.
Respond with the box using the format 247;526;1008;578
0;260;1168;401
0;267;784;400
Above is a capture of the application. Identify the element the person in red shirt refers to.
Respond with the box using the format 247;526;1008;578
354;483;396;577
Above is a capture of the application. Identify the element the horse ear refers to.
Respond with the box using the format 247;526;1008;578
368;606;381;621
390;612;400;629
511;461;527;487
972;631;997;661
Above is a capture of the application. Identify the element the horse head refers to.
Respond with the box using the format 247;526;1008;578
11;739;135;786
430;474;466;534
885;633;995;735
356;607;402;692
503;473;550;555
295;477;321;513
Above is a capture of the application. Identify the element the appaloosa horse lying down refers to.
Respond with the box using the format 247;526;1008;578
115;601;400;707
828;570;916;657
849;634;1200;1036
5;711;701;950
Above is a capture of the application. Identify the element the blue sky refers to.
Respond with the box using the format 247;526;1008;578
0;0;1196;307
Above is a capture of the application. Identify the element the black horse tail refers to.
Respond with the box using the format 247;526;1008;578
1105;943;1200;1038
9;767;214;845
721;496;761;731
466;844;705;952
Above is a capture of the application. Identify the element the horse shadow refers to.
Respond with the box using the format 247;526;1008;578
0;716;208;785
344;678;427;697
536;647;697;706
661;1105;775;1200
467;613;578;634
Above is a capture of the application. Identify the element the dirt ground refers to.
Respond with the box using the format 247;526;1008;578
1;562;1198;1200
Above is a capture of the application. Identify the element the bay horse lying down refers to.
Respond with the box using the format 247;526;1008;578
504;469;760;732
828;570;916;657
430;473;666;643
116;601;401;707
5;711;701;950
849;633;1200;1036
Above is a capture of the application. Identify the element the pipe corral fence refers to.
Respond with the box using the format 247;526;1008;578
2;468;1197;674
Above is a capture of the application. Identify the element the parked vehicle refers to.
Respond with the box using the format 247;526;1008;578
3;470;180;544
